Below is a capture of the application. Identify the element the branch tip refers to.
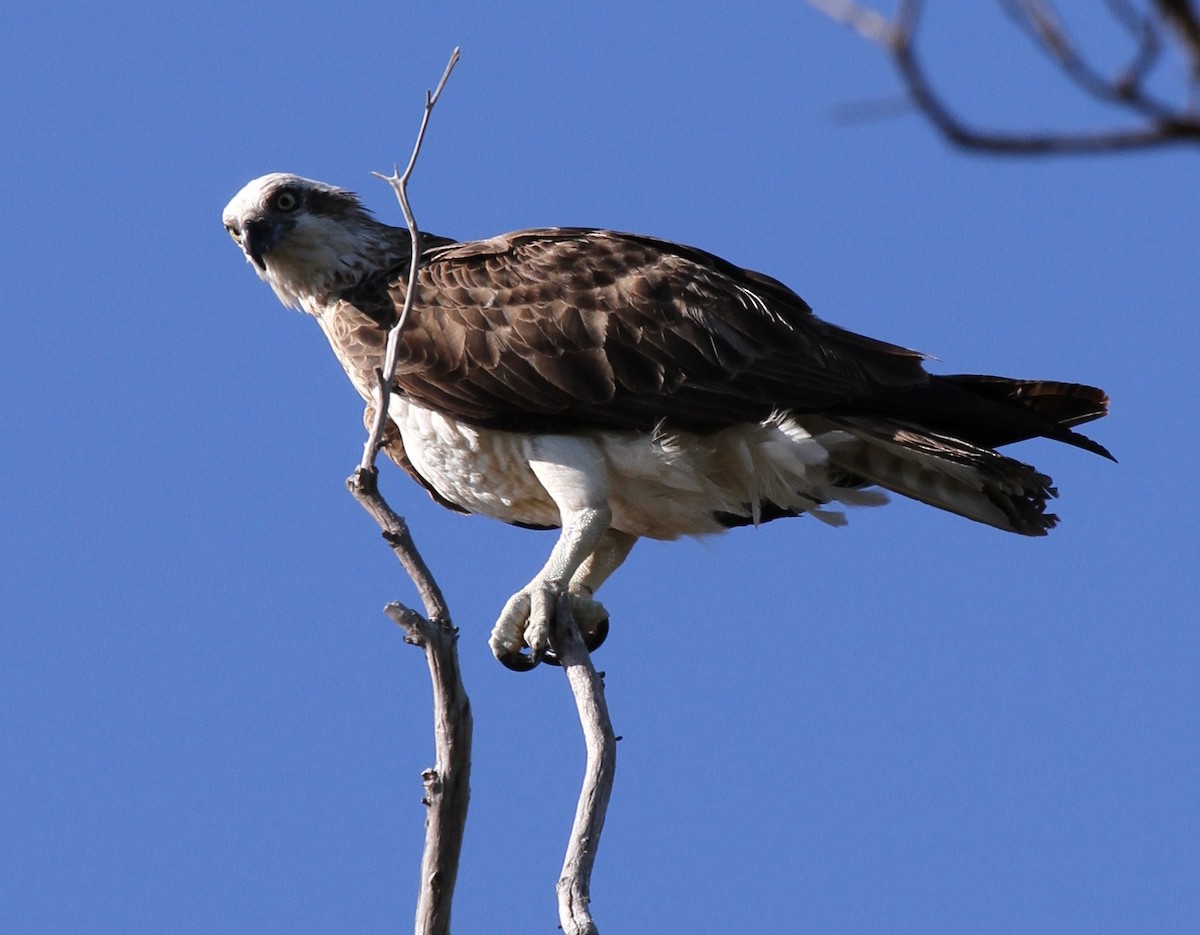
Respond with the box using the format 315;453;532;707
346;49;469;935
805;0;1200;153
362;47;461;473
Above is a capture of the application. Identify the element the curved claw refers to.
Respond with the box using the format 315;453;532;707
498;647;542;672
542;615;610;667
496;616;611;672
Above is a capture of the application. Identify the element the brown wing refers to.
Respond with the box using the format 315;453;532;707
388;229;930;434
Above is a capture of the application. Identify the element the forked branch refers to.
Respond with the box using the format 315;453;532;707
346;47;618;935
385;600;472;935
362;46;461;473
344;47;469;935
806;0;1200;154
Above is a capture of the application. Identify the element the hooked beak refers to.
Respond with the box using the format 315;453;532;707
242;217;281;270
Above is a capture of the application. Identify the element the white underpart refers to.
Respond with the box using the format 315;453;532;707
389;394;888;656
388;396;887;539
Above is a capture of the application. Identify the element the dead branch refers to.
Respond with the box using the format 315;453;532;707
386;601;472;935
345;48;469;935
806;0;1200;154
346;470;471;935
552;594;618;935
346;46;620;934
363;47;461;472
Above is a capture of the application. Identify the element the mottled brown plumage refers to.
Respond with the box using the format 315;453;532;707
223;173;1111;666
369;228;1109;534
389;229;930;433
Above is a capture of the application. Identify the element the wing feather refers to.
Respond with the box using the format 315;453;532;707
390;229;929;433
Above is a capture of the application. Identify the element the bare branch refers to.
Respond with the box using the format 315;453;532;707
999;0;1177;119
347;466;450;624
346;471;467;935
361;47;461;473
805;0;1200;154
386;602;472;935
344;48;469;935
1154;0;1200;78
805;0;897;44
553;594;618;935
1105;0;1165;98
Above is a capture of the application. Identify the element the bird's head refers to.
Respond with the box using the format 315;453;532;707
222;173;392;310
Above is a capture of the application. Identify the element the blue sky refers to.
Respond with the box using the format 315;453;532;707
3;2;1197;932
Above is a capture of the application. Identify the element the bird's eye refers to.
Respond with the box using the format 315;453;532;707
224;222;240;240
273;190;299;212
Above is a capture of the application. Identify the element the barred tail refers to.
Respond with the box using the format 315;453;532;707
826;418;1061;535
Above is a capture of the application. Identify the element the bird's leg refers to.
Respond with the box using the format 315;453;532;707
561;528;638;650
490;438;613;670
491;506;611;669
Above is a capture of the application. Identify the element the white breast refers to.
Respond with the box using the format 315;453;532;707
389;397;887;539
389;396;564;527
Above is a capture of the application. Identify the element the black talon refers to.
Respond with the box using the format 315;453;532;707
496;618;611;671
498;648;541;672
543;616;610;667
585;615;611;652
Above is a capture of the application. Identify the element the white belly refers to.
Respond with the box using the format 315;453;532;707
389;396;563;527
389;397;886;539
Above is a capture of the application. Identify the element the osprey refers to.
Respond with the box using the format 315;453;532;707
223;173;1111;670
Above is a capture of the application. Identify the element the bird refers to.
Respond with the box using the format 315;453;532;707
223;172;1111;671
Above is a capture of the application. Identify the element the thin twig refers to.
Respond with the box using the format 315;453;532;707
890;1;1200;153
553;594;617;935
361;47;461;473
344;47;469;935
1154;0;1200;78
805;0;1200;154
1105;0;1164;99
805;0;896;44
999;0;1176;119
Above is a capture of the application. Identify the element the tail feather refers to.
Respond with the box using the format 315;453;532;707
825;417;1061;536
937;375;1114;459
940;375;1107;427
850;375;1114;461
810;374;1109;536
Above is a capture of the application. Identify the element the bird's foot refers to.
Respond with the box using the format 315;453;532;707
489;584;610;672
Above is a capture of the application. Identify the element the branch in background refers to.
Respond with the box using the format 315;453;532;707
1154;0;1200;78
997;0;1175;120
344;47;469;935
553;594;618;935
806;0;1200;154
